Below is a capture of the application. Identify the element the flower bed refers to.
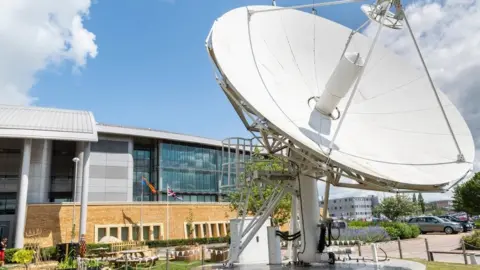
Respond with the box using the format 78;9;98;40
346;221;420;240
335;226;390;244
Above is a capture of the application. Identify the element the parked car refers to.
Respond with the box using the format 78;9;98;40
408;216;463;234
438;215;474;232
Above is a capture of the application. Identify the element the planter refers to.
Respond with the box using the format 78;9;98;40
173;246;201;262
209;248;229;262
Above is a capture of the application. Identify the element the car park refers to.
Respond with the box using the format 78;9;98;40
438;215;474;232
407;216;463;234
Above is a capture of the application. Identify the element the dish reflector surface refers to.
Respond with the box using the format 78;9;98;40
209;6;474;189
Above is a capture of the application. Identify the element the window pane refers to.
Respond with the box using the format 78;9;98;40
132;227;139;240
121;227;129;241
97;228;106;242
110;227;118;238
143;226;150;241
153;226;160;240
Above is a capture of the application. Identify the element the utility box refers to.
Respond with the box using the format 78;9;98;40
229;217;270;264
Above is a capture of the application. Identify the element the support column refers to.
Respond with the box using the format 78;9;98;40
157;141;163;196
297;174;320;263
75;142;85;203
15;139;32;248
289;193;298;261
27;139;52;203
39;140;52;202
79;142;91;239
322;176;332;220
127;139;134;202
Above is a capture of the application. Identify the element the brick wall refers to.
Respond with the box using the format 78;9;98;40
25;203;235;247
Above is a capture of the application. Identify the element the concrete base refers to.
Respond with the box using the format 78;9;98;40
194;259;426;270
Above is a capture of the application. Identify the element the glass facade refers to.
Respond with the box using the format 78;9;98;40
131;140;249;203
49;141;76;202
133;147;157;202
0;193;16;215
160;142;223;202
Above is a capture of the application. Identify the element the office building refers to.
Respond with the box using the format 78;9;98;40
0;105;244;247
319;195;379;220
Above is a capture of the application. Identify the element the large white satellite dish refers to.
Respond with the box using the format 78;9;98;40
208;4;474;192
206;1;475;267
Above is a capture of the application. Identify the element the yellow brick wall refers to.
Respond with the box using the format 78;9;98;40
25;203;235;247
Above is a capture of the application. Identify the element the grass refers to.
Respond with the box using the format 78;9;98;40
410;259;479;270
152;260;205;270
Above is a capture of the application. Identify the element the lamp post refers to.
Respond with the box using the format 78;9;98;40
71;157;80;242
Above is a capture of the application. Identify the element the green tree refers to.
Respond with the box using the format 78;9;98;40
412;193;418;214
418;193;425;214
453;173;480;215
373;194;417;221
12;249;34;269
431;208;446;216
185;209;195;241
228;151;291;227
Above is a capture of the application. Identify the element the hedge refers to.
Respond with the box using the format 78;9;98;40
145;236;229;248
3;237;229;263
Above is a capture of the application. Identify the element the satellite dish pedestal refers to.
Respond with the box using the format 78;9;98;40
297;175;321;262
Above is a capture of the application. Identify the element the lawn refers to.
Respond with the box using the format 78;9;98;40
410;259;479;270
152;260;205;270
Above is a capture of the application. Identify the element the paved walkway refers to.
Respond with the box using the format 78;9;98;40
358;232;480;264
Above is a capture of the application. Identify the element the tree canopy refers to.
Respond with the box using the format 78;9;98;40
373;194;417;221
228;150;292;227
418;193;425;214
453;172;480;216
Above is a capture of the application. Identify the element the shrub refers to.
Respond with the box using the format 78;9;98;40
145;236;229;248
4;248;20;263
347;221;373;228
86;243;110;250
39;246;57;261
395;223;413;239
409;224;420;238
463;231;480;250
12;249;34;267
384;227;401;240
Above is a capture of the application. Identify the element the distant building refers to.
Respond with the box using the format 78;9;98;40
427;200;454;211
319;195;379;220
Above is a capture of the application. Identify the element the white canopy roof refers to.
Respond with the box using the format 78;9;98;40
0;104;98;142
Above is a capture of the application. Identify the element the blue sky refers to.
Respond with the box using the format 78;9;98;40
31;0;388;141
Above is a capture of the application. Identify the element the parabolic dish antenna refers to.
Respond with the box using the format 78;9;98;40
206;4;475;192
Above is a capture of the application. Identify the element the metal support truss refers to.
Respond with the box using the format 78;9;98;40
226;183;289;267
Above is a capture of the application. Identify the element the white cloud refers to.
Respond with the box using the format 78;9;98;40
319;0;480;202
0;0;98;105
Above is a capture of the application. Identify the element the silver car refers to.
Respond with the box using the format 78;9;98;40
408;216;463;234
